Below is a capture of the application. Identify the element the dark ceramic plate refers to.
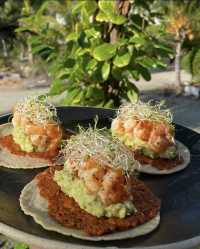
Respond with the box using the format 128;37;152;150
0;106;200;249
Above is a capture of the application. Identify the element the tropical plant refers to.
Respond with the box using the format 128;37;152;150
181;47;200;84
0;0;22;61
17;0;172;107
163;0;200;92
14;242;29;249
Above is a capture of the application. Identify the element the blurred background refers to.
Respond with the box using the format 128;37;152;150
0;0;200;248
0;0;200;133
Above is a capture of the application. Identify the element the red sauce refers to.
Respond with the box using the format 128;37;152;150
135;152;183;170
36;167;161;236
0;135;58;160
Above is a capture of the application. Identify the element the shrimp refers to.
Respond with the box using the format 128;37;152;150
148;123;173;153
29;134;48;147
46;123;62;139
148;135;172;153
98;168;129;206
123;118;138;134
111;118;125;135
47;138;60;151
134;120;153;141
25;124;46;136
78;158;106;193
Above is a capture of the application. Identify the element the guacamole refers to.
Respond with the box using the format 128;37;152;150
12;126;34;153
112;131;177;159
54;168;136;218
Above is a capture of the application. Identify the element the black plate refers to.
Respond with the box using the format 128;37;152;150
0;106;200;249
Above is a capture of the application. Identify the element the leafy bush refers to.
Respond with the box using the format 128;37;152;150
181;48;200;83
18;0;172;107
14;242;29;249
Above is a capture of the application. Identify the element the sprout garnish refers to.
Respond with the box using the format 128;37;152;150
117;101;173;125
61;126;138;176
14;95;58;124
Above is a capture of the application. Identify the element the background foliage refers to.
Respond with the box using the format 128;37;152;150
17;0;172;107
1;0;200;105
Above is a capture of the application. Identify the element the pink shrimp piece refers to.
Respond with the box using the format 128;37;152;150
46;123;62;139
29;134;48;147
111;118;125;135
98;168;129;206
123;118;138;134
47;138;61;151
148;123;173;153
25;124;46;136
133;120;153;141
78;158;106;193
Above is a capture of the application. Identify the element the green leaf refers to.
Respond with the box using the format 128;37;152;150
98;0;116;15
104;99;114;108
181;50;195;74
112;66;122;81
57;68;71;79
109;14;127;25
98;0;126;25
65;58;76;68
93;43;117;61
72;91;85;104
113;50;131;68
81;7;90;26
96;11;127;25
75;47;90;56
66;32;78;42
49;79;67;96
128;69;140;81
72;1;85;15
154;60;167;69
31;44;52;55
102;61;110;80
154;44;173;53
84;1;98;16
192;49;200;80
137;57;156;68
138;65;151;81
85;87;104;101
96;11;109;22
129;34;146;46
86;59;97;71
85;28;101;39
127;88;139;103
62;88;81;105
14;243;29;249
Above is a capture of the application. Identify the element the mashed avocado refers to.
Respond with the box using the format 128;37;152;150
142;146;177;159
12;126;34;153
112;131;177;159
54;168;136;218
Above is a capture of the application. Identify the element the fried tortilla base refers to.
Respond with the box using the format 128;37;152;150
36;167;161;236
135;153;183;170
135;141;190;175
0;135;59;161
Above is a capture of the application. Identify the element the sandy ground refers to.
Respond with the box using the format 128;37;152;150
0;88;48;114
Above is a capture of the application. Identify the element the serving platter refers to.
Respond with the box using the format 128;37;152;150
0;106;200;249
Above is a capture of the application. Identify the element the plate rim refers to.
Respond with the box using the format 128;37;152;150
0;106;199;249
1;221;200;249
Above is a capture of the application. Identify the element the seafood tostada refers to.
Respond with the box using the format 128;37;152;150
0;96;63;168
20;127;160;240
111;101;190;174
